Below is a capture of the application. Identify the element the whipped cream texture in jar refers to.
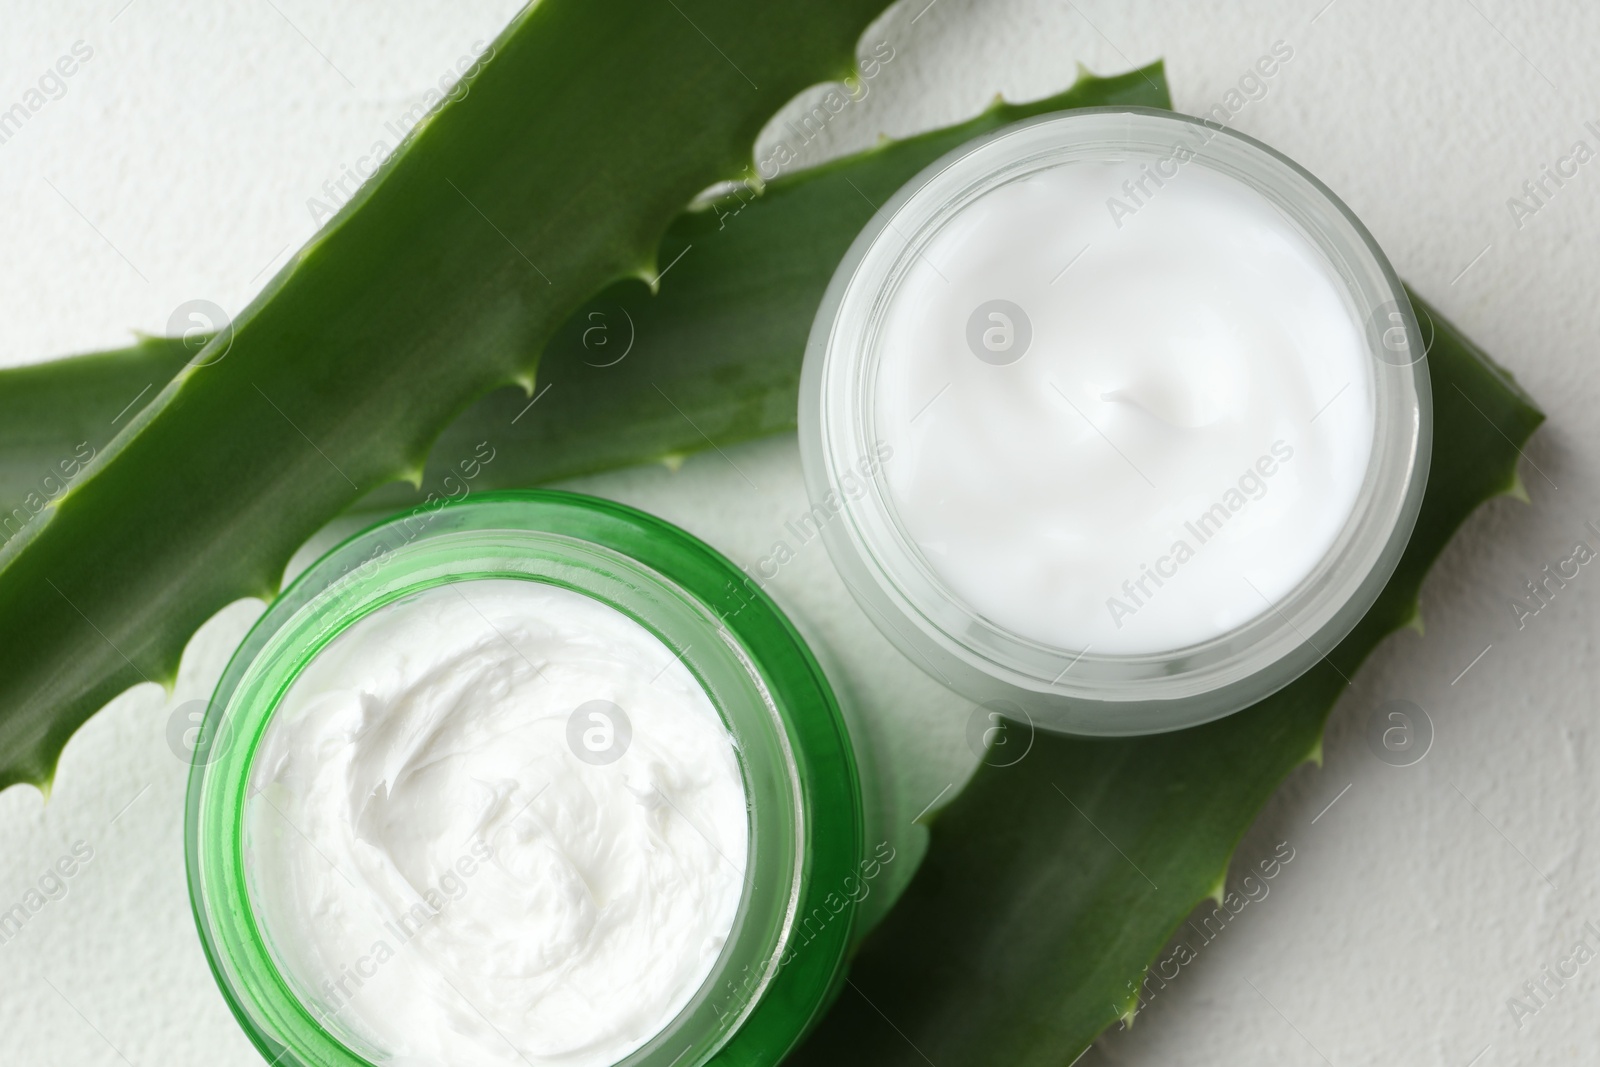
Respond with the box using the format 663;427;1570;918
801;108;1431;734
187;492;867;1066
248;580;747;1066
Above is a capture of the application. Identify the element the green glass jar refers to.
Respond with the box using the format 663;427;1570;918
186;490;865;1065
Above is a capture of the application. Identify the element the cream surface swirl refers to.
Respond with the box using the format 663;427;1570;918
245;579;748;1067
873;160;1375;654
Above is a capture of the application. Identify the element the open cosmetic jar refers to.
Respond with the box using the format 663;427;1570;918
186;491;864;1066
800;107;1430;735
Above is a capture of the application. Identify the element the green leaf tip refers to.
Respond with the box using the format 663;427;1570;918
1503;467;1531;503
633;264;665;296
1206;868;1227;907
397;462;427;491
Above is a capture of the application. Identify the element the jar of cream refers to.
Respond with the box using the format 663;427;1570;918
186;491;865;1065
800;107;1431;735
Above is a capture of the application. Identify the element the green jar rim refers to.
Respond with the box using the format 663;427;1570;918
185;489;864;1065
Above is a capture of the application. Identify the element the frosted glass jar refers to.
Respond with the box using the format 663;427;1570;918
800;108;1430;735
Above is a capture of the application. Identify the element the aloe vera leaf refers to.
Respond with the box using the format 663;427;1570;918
0;0;897;794
788;292;1544;1063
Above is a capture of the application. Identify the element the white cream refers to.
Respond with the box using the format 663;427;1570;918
245;579;748;1067
874;160;1375;655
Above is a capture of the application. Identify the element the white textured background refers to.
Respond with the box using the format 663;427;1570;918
0;1;1595;1065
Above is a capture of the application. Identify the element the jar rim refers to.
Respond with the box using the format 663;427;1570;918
800;107;1431;735
185;489;864;1065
